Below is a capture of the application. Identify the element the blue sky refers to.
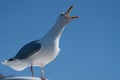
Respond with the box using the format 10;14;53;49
0;0;120;80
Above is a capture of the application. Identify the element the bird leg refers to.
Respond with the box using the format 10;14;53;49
30;64;34;77
41;67;45;80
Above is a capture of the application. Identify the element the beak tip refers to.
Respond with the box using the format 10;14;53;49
76;16;79;18
70;5;74;7
72;16;79;19
66;5;74;14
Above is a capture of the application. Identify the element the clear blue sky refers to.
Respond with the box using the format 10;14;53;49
0;0;120;80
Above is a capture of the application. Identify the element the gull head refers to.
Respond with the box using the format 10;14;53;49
56;5;78;26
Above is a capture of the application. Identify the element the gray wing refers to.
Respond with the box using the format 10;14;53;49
14;40;41;59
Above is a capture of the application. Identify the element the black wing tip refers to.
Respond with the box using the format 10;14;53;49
8;58;15;61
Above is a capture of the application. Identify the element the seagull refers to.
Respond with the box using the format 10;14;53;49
2;5;78;80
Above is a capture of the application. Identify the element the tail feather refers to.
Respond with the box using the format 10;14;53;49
1;60;28;71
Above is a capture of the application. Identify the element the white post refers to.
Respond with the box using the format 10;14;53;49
0;76;41;80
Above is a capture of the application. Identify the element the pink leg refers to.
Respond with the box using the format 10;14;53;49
30;64;34;77
41;67;45;80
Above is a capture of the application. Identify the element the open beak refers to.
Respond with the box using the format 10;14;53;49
65;5;78;19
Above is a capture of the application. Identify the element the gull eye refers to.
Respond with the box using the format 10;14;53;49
60;14;64;16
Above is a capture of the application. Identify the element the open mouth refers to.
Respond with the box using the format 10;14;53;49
65;5;78;19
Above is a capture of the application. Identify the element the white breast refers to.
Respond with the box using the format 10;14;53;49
27;41;60;67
